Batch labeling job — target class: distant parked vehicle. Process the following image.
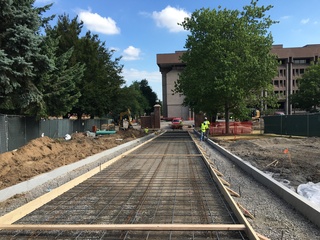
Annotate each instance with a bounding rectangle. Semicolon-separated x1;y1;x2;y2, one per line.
171;118;183;129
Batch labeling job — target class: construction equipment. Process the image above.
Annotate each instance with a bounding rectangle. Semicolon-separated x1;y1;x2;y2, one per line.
119;109;133;129
251;109;260;122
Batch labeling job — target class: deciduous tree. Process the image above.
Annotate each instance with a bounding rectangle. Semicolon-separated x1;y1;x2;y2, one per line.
136;79;158;115
114;83;149;120
291;63;320;112
175;0;278;132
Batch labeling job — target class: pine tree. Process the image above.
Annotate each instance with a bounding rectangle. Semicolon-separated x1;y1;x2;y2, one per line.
37;35;85;117
138;79;158;115
48;15;125;118
0;0;53;114
74;32;125;118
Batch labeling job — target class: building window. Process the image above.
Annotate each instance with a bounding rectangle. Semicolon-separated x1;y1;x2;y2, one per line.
300;69;305;74
294;69;299;76
293;59;307;64
274;80;279;86
279;69;283;76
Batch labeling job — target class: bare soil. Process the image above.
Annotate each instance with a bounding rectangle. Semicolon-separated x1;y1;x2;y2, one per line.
213;134;320;190
0;129;147;190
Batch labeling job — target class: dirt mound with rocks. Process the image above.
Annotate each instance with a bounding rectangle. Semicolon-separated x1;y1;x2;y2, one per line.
215;136;320;189
0;129;146;190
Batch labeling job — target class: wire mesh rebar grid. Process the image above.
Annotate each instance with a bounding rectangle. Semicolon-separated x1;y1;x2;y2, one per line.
1;131;249;240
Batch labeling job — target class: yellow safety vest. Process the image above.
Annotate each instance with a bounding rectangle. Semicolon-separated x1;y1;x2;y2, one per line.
204;120;210;129
201;123;206;132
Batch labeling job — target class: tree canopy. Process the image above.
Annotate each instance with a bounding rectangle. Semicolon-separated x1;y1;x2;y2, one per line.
0;2;158;120
74;32;125;118
112;80;158;121
291;63;320;112
114;83;149;119
36;36;85;117
175;0;278;132
137;79;158;115
0;0;53;115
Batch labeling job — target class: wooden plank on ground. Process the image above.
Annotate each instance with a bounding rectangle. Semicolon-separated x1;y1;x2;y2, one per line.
0;224;246;231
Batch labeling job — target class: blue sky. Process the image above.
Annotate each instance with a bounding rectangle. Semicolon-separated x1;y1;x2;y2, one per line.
34;0;320;101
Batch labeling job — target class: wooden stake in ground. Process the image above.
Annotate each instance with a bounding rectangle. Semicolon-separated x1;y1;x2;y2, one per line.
283;148;292;167
237;202;255;219
266;160;278;167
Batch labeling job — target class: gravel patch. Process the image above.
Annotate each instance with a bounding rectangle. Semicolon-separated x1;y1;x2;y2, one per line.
199;140;320;240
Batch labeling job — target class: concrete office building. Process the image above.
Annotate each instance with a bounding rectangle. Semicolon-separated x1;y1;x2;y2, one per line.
157;44;320;118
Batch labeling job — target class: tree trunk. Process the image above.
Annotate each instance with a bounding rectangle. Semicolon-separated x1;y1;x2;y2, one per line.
77;112;82;120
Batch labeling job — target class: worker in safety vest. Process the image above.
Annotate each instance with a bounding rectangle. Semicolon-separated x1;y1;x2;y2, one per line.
200;121;206;141
204;117;210;138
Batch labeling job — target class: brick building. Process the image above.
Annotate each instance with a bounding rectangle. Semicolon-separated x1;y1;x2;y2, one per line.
157;44;320;119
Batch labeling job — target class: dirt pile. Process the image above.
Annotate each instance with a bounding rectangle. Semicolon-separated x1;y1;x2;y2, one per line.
215;136;320;189
0;129;146;190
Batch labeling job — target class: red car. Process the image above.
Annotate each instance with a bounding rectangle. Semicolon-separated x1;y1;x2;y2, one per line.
171;118;183;129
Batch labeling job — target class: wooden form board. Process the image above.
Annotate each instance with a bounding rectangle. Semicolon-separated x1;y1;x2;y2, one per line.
0;133;161;225
0;224;246;231
127;154;203;157
190;132;260;240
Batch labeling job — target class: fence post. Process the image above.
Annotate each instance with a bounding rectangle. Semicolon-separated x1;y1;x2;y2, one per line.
307;114;309;137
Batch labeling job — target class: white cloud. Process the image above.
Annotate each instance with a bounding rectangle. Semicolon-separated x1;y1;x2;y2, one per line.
152;5;190;33
301;18;310;24
78;9;120;35
122;46;141;61
280;15;290;20
122;68;160;83
122;68;162;99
